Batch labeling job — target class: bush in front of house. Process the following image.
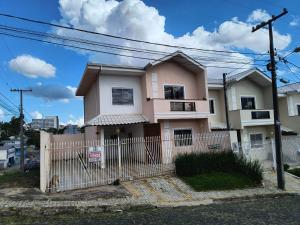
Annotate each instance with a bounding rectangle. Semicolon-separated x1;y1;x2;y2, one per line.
175;151;263;184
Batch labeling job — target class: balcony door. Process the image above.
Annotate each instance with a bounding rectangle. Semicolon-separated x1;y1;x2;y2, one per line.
241;96;256;110
164;85;184;100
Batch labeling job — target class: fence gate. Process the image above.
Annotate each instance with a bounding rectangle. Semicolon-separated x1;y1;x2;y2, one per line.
46;136;172;192
43;131;232;192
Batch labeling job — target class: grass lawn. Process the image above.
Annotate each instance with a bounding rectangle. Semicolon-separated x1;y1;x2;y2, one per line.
287;168;300;177
0;169;40;188
181;171;259;191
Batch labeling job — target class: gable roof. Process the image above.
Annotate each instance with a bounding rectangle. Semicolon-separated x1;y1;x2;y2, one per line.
145;51;206;73
227;68;272;87
76;63;145;96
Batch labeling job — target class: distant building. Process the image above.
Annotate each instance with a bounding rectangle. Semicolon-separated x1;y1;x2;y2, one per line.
0;145;15;169
63;124;80;135
31;116;59;130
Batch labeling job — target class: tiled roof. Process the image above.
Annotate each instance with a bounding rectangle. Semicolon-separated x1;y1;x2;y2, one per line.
208;78;223;85
86;114;149;126
278;83;300;94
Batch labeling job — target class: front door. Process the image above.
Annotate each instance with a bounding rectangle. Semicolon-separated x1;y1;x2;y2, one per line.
143;123;162;163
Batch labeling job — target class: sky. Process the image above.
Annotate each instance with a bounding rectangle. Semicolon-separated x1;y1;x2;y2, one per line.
0;0;299;126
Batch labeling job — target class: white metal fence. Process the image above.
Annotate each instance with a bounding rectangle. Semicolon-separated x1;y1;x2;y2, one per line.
235;136;300;171
44;131;232;192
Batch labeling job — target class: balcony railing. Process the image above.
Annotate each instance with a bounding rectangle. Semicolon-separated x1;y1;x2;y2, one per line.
170;101;196;111
251;110;271;119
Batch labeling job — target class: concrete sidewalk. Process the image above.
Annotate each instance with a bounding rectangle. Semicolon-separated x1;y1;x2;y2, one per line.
0;171;298;215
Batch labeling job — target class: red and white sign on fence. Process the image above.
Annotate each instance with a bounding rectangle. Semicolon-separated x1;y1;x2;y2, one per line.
88;146;103;163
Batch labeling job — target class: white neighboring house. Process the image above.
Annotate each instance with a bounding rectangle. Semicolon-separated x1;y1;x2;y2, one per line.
278;83;300;134
208;68;275;148
0;145;15;169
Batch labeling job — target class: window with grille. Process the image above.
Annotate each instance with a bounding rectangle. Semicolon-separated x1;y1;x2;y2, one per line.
174;129;192;146
250;133;263;148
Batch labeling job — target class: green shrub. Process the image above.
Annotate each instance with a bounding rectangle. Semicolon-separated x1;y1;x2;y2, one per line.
287;168;300;177
175;151;263;183
284;164;290;171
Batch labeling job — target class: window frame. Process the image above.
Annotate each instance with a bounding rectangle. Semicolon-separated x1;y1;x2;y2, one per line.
163;84;185;100
173;128;193;147
111;87;134;105
249;133;264;149
240;95;256;110
209;98;216;115
297;104;300;116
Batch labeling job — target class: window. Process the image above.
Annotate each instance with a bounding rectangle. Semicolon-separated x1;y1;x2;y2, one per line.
209;99;215;114
164;85;184;99
112;88;133;105
241;97;256;109
251;111;270;119
297;105;300;116
250;133;263;148
170;102;196;111
174;129;192;146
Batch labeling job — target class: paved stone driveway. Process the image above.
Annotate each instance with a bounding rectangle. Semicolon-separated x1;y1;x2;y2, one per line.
0;171;298;212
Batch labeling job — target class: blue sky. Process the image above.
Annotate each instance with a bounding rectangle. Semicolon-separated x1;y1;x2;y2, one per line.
0;0;299;125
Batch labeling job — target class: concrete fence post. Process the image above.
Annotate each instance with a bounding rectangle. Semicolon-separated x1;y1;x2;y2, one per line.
40;131;52;192
271;138;277;170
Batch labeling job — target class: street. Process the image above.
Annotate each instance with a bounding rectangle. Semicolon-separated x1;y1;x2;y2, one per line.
1;194;299;225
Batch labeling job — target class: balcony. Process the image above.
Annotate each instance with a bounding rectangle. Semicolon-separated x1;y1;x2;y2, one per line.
170;101;196;111
148;99;210;122
229;109;274;129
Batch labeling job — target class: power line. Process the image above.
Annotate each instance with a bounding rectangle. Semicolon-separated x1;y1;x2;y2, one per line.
0;12;269;56
0;31;267;69
0;24;269;65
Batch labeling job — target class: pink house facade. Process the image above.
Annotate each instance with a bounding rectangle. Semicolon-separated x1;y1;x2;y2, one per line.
76;52;210;143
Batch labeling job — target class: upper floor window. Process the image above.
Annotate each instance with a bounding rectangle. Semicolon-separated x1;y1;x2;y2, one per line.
297;105;300;116
164;85;184;100
209;99;215;114
112;88;133;105
241;96;256;110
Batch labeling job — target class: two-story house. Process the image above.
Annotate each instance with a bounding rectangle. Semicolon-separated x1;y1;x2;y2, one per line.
208;69;275;148
278;83;300;134
76;52;210;147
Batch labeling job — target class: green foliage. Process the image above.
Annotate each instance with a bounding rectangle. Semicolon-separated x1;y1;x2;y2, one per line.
25;129;40;149
0;169;40;188
284;164;290;171
175;151;263;184
182;172;257;191
0;116;21;140
287;168;300;177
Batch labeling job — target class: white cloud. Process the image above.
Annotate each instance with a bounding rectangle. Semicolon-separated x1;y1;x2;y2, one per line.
55;1;291;77
9;55;56;78
30;111;43;119
290;16;299;27
247;9;270;23
65;116;84;126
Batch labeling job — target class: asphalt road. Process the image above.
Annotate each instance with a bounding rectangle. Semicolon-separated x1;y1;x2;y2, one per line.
1;195;300;225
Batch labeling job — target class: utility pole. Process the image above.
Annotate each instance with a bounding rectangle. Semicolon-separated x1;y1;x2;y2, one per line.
223;73;230;130
11;89;32;172
252;8;288;190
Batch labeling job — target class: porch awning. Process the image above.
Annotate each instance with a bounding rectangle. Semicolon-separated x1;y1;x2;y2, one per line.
86;114;149;126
